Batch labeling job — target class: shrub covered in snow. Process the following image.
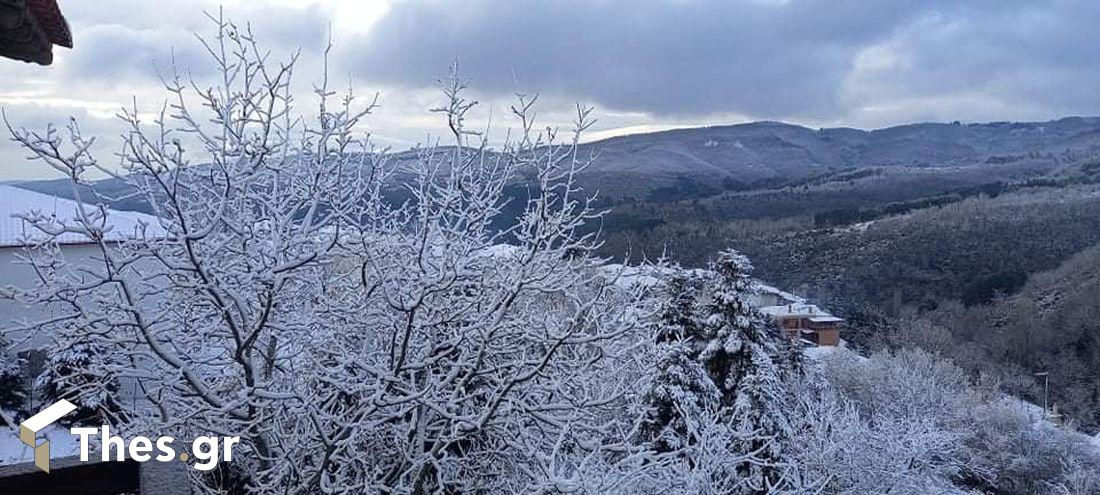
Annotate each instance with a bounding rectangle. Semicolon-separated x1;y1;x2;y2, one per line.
801;348;1100;494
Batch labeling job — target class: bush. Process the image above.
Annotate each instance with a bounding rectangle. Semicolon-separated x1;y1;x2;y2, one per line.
810;348;1100;494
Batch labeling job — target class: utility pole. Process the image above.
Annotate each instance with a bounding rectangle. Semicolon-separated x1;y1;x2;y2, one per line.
1034;371;1049;417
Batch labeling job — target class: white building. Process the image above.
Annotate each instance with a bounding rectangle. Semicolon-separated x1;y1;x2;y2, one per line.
0;184;163;350
749;282;805;308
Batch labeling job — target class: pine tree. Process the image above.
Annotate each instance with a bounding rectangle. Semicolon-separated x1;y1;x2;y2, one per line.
638;271;722;453
35;339;125;426
639;250;799;492
0;333;28;420
706;249;794;492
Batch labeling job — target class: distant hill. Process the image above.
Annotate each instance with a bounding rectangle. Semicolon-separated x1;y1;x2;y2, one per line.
573;116;1100;181
14;116;1100;209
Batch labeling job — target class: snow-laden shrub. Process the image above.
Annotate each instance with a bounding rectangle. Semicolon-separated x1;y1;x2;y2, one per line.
805;348;1100;494
963;402;1100;494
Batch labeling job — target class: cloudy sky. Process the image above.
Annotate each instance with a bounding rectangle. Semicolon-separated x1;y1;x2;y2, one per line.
1;0;1099;180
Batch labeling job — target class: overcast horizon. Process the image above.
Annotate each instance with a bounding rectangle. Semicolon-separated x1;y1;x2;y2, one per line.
2;0;1100;180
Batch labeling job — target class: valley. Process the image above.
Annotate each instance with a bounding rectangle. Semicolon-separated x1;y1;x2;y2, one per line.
13;116;1100;431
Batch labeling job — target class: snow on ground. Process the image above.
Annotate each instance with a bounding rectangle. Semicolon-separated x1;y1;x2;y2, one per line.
990;390;1099;453
842;220;875;233
801;343;866;363
0;184;166;247
0;425;80;466
997;396;1049;424
801;345;839;361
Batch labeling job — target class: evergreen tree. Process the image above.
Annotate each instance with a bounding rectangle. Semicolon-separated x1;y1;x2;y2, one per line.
707;250;794;491
0;333;29;420
35;338;125;426
639;250;799;492
638;271;721;452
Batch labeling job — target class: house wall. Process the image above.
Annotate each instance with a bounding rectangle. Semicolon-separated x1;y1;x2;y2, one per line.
815;329;840;346
0;244;105;351
1;243;166;414
757;293;781;307
773;314;843;347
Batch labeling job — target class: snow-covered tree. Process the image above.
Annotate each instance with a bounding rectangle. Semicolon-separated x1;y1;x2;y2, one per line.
0;332;28;421
5;13;659;493
707;250;796;492
797;348;1100;493
34;336;126;427
638;251;801;492
637;271;721;454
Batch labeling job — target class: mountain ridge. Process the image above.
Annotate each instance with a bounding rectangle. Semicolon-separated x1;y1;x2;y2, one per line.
572;115;1100;181
13;115;1100;210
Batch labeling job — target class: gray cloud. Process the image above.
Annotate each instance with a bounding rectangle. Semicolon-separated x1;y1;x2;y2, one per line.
0;1;336;179
844;2;1100;120
347;0;1096;124
62;23;209;81
6;0;1100;180
60;2;330;83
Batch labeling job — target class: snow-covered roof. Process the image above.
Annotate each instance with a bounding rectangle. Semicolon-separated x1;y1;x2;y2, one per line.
0;185;163;247
752;282;805;304
476;243;522;259
598;264;710;290
759;303;828;317
759;303;845;325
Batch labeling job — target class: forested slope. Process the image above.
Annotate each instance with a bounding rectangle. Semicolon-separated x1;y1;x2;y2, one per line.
874;244;1100;431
